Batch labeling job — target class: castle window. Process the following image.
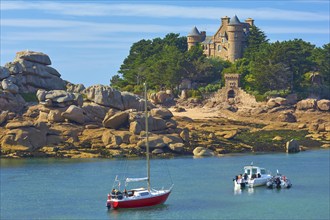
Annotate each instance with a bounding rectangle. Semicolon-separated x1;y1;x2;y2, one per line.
218;45;222;51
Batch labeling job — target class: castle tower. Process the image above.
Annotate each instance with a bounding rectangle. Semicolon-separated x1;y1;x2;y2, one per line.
187;26;202;50
227;15;244;62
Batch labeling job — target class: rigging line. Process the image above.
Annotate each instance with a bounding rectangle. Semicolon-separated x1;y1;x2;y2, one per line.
165;158;173;186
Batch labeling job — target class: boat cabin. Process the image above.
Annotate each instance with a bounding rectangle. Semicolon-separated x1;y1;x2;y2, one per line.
243;165;267;179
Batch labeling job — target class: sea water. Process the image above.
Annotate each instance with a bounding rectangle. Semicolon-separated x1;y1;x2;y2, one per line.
1;149;329;220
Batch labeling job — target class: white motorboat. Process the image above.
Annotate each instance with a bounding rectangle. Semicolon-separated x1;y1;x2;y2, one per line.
234;163;271;189
266;170;292;189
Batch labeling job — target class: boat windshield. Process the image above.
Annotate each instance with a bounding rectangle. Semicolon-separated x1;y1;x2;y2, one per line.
252;168;257;174
260;169;266;174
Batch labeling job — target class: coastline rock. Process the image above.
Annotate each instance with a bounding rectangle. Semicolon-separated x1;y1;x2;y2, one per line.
317;99;330;111
61;105;85;124
121;91;145;111
15;51;51;65
2;78;19;94
0;66;10;80
286;139;300;153
37;89;83;107
169;143;184;152
0;91;26;113
1;122;49;151
150;108;173;119
102;111;129;129
82;102;110;123
278;111;297;123
296;99;316;110
84;85;124;110
193;147;214;156
66;82;85;93
0;111;9;126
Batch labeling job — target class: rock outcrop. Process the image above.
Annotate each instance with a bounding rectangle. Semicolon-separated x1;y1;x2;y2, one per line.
2;51;66;93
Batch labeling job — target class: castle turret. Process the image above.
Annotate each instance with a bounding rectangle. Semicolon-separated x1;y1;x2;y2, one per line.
187;26;202;50
227;15;244;62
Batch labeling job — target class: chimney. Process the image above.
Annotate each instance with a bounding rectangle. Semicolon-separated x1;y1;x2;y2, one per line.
221;16;230;26
245;18;254;26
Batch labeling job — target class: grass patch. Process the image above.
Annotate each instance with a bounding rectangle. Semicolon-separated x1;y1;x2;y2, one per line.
235;129;309;151
20;93;38;102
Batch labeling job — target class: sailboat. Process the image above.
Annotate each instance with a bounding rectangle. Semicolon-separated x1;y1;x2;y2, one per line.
106;83;173;209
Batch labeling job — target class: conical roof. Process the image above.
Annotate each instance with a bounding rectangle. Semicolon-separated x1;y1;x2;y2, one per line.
229;15;241;25
188;26;201;36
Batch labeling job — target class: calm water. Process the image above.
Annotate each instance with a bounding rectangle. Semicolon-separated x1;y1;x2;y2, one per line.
1;149;329;220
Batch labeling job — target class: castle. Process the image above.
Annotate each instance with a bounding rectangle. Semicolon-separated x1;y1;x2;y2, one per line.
187;15;254;62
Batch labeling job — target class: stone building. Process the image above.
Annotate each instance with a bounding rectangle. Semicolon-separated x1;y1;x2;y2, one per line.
187;15;254;62
211;73;257;107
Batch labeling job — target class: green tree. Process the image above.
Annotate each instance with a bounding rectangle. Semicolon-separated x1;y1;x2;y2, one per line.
244;25;269;61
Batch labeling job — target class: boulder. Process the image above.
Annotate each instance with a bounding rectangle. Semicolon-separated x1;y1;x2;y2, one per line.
103;111;128;129
180;128;189;142
150;108;173;119
5;121;34;129
66;82;85;93
274;97;288;106
296;99;316;110
137;135;167;149
152;149;164;154
278;111;297;123
15;50;51;65
169;143;184;152
317;99;330;111
61;105;85;124
128;112;167;132
0;66;10;80
121;91;144;111
102;130;123;146
193;147;214;156
82;102;110;123
37;89;83;107
84;85;124;110
286;139;300;153
149;91;172;104
129;121;142;134
1;122;49;151
48;109;65;122
0;111;9;126
1;78;19;94
267;98;279;108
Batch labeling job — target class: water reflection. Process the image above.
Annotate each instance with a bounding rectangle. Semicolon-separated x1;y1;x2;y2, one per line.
107;204;169;219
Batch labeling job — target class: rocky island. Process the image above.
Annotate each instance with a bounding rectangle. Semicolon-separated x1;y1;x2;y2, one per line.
0;51;329;158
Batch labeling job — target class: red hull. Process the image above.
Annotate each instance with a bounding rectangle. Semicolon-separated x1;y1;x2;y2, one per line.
107;191;171;209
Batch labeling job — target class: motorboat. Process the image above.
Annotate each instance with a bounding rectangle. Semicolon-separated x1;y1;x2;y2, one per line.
234;163;271;189
266;170;292;189
106;83;173;209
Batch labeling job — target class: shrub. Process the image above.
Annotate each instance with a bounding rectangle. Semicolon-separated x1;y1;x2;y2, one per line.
20;93;38;102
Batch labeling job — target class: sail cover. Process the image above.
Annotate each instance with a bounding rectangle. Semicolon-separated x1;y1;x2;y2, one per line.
125;177;148;182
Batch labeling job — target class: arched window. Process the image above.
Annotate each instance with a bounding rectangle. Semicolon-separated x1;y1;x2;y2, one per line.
218;45;222;51
228;90;235;99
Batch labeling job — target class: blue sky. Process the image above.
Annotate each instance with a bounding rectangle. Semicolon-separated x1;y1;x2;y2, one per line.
1;0;329;87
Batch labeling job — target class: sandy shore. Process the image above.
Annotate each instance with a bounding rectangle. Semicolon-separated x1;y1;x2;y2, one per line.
169;107;220;119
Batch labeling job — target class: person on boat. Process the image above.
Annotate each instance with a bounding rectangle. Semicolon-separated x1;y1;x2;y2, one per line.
237;175;242;184
257;173;261;178
123;189;128;197
243;173;248;180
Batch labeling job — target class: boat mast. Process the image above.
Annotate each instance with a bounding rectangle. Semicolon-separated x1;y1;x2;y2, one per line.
144;83;151;192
